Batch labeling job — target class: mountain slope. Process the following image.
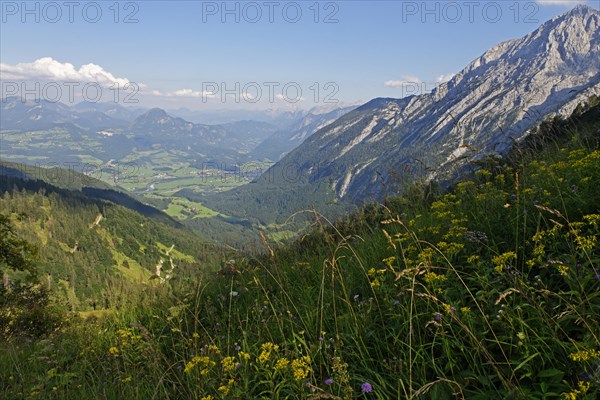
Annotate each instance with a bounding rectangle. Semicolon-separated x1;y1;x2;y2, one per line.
251;106;357;161
0;168;227;310
0;159;179;225
204;5;600;221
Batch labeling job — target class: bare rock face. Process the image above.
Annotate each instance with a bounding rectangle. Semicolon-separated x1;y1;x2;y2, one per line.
267;5;600;202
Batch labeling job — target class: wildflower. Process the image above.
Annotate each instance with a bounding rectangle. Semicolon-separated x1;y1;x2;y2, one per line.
562;380;591;400
493;251;517;273
239;351;251;361
218;385;229;395
275;358;290;371
460;307;471;314
464;231;488;243
370;278;381;289
184;361;195;374
569;349;600;362
325;378;334;385
443;304;455;314
424;272;446;285
467;255;480;264
291;356;311;381
257;342;279;364
122;376;132;383
108;347;119;356
361;382;373;393
222;356;237;373
184;356;215;374
557;264;569;276
200;396;213;400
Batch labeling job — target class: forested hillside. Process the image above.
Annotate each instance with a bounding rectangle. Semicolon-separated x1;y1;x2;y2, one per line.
0;174;229;311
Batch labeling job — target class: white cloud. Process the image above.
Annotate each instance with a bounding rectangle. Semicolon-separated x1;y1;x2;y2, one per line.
147;88;217;98
173;89;215;98
384;73;454;89
384;75;422;88
535;0;586;6
275;93;305;101
0;57;137;87
435;73;455;83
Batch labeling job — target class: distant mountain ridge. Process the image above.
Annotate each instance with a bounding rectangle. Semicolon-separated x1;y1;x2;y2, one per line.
0;97;132;132
0;98;354;165
203;4;600;220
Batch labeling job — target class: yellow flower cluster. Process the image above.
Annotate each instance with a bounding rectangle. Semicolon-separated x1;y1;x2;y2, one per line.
583;213;600;227
116;328;142;345
291;356;311;381
562;381;591;400
217;379;235;395
557;264;569;276
382;256;396;267
367;267;386;277
423;272;446;285
492;251;516;273
184;356;216;374
275;357;290;371
370;279;381;289
221;356;237;373
569;349;600;362
257;342;279;364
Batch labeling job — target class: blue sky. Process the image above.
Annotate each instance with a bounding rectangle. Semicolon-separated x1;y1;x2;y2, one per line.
0;0;594;110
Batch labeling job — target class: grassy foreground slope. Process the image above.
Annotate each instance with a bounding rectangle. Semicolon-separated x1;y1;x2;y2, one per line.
1;100;599;399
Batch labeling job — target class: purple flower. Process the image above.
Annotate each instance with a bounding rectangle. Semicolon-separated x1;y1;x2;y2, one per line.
325;378;334;385
361;382;373;393
319;336;324;341
434;313;441;322
450;306;456;312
